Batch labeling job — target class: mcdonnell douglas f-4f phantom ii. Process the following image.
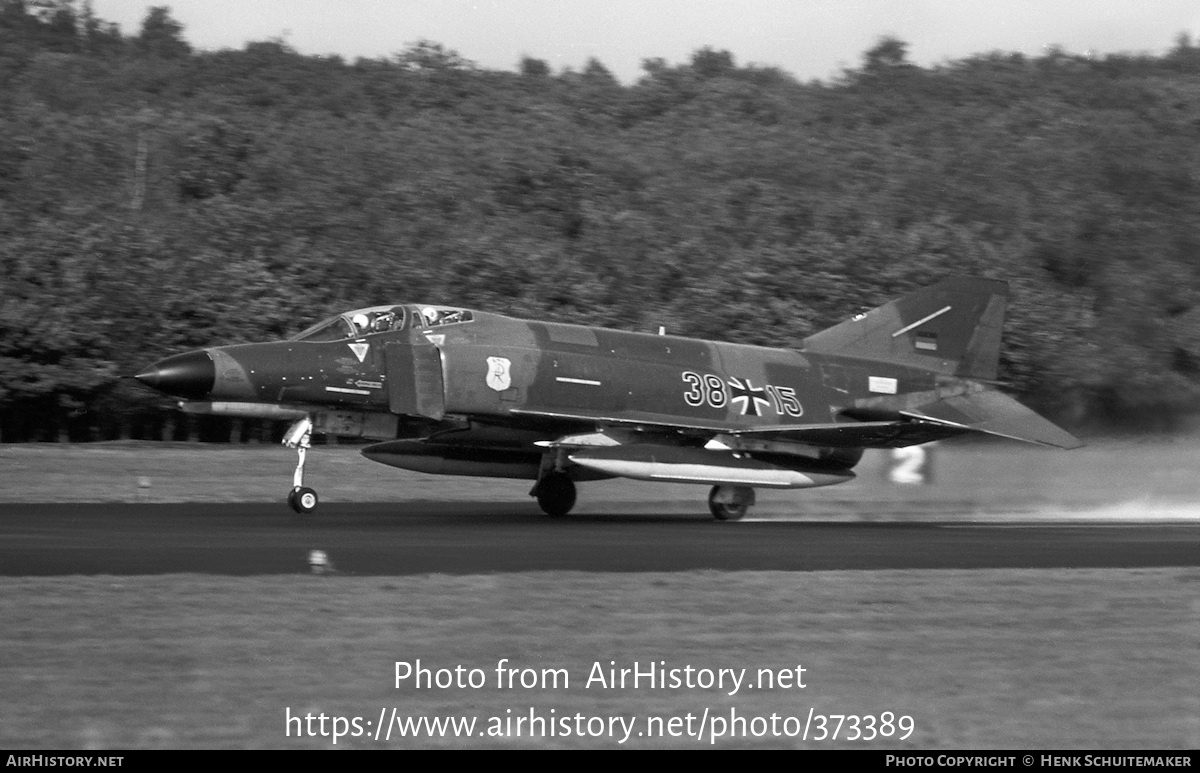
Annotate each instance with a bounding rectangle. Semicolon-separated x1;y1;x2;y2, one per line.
135;277;1081;519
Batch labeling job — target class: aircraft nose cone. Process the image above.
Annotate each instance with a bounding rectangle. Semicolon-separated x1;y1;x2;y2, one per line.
134;350;215;400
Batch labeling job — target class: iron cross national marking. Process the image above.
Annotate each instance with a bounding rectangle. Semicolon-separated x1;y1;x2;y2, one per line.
728;377;771;416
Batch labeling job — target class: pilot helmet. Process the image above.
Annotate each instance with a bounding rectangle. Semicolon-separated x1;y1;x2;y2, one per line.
421;307;439;325
352;313;370;332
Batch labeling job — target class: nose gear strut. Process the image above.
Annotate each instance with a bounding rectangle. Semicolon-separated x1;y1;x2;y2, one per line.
284;416;318;514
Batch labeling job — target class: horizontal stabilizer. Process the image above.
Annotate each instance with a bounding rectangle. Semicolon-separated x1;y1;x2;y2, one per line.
901;389;1083;449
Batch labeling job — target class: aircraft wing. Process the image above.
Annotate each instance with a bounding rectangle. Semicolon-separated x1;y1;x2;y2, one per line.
724;420;964;448
507;408;965;449
509;387;1082;450
508;407;734;435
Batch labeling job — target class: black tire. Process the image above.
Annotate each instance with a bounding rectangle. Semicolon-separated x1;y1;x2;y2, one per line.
289;486;318;514
708;485;748;521
535;473;577;517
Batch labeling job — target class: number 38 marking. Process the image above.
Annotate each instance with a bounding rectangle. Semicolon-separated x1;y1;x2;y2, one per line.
682;372;726;407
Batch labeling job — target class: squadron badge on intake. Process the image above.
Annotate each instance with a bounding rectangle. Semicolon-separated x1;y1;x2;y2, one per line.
486;356;512;392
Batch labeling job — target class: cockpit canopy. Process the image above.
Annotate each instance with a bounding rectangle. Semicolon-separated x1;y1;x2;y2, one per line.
290;304;473;342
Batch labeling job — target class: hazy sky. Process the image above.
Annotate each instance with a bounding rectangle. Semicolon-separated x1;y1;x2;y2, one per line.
89;0;1200;82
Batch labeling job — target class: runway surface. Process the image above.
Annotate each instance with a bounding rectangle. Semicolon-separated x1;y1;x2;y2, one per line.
1;502;1198;575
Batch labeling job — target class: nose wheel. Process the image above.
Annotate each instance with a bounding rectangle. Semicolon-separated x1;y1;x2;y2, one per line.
288;486;319;514
284;417;319;514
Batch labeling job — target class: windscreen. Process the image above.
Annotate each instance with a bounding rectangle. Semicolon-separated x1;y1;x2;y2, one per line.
291;316;354;342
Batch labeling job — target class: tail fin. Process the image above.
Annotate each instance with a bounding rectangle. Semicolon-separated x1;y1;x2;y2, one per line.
805;277;1083;449
802;277;1007;379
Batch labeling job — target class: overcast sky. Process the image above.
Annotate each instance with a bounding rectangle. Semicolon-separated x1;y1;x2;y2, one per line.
89;0;1200;82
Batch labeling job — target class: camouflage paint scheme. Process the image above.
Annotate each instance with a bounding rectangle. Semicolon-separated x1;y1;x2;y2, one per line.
135;277;1081;518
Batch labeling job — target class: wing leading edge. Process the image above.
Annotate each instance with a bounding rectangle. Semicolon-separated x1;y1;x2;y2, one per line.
509;386;1082;451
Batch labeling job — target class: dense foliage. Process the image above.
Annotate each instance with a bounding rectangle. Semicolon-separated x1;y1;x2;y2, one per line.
4;1;1200;440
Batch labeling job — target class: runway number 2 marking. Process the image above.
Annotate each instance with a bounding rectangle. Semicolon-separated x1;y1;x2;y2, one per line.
889;446;929;484
681;371;802;417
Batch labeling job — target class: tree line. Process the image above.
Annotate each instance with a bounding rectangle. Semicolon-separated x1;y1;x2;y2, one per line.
3;1;1200;441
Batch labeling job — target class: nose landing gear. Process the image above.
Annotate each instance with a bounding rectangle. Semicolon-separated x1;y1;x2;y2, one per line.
284;416;319;514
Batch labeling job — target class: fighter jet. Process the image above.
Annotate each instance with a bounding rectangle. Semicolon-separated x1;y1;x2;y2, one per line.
134;277;1081;518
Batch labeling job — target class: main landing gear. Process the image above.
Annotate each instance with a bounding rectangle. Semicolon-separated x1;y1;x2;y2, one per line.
708;485;754;521
532;471;576;517
531;448;577;517
284;416;319;514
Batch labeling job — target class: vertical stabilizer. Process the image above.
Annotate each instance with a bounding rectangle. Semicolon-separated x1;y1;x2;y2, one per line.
801;277;1008;379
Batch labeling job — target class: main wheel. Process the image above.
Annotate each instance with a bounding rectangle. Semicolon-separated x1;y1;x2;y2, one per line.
535;473;577;517
708;485;751;521
288;486;319;514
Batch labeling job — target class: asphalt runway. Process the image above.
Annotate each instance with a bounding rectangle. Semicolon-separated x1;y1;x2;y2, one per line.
1;502;1198;575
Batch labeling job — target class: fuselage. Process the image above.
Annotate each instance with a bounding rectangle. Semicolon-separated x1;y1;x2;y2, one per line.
136;302;942;444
